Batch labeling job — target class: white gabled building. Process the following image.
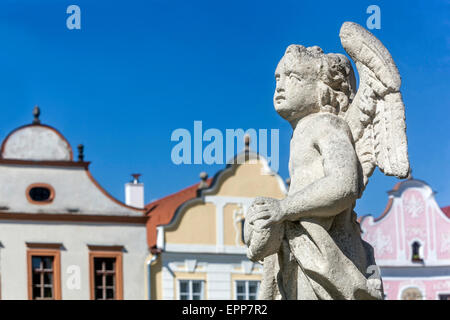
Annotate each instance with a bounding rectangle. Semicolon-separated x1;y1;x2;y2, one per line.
0;107;149;300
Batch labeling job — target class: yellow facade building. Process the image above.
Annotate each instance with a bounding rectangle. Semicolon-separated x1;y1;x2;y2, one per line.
145;146;287;300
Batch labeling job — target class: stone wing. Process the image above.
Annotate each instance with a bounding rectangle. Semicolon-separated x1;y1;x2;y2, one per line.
339;22;409;194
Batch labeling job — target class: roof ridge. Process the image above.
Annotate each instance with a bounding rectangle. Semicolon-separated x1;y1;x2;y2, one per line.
145;177;212;208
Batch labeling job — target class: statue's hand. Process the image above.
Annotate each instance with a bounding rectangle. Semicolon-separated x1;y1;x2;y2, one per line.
247;197;284;229
244;196;285;262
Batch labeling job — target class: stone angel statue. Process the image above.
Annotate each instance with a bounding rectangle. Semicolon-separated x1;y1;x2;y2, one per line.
244;22;409;300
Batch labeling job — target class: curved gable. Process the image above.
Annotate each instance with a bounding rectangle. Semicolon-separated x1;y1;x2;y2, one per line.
212;160;286;199
165;202;216;245
0;164;145;217
360;179;450;266
156;152;287;253
1;124;73;161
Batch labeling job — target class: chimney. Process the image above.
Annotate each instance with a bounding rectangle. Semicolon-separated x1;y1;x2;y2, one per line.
125;174;144;208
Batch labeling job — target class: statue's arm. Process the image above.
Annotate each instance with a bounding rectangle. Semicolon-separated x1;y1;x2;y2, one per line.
281;116;359;221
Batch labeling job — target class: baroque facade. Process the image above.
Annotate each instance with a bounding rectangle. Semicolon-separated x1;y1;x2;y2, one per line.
360;178;450;300
145;146;287;300
2;110;448;301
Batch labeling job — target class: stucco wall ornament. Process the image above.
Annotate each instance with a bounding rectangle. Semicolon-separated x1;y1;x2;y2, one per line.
244;22;410;300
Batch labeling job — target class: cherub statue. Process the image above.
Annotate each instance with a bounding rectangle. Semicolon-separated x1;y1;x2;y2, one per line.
244;22;409;300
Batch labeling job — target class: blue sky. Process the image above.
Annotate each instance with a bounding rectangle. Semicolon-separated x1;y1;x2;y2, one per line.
0;0;448;217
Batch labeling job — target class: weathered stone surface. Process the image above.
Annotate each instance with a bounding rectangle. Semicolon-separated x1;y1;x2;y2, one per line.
244;21;410;300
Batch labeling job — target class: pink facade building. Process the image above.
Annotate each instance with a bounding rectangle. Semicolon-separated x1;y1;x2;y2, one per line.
360;178;450;300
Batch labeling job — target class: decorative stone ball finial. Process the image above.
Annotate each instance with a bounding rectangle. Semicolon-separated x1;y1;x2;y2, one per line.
32;106;41;124
198;172;208;189
77;144;84;162
131;174;141;184
244;134;250;151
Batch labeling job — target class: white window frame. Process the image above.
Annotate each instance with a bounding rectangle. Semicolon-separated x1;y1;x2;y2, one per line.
234;280;260;300
178;279;204;300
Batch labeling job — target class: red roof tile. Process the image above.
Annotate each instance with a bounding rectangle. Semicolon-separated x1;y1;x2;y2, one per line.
442;206;450;218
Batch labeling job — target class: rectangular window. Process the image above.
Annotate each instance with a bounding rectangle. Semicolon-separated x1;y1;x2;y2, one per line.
439;294;450;300
31;256;54;299
178;280;204;300
88;246;123;300
93;257;116;300
235;280;259;300
26;245;61;300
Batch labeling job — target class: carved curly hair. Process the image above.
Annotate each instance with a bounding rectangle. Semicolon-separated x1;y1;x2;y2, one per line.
284;45;356;115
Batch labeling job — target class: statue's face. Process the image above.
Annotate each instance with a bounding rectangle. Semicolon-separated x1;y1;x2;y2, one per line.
273;53;319;122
